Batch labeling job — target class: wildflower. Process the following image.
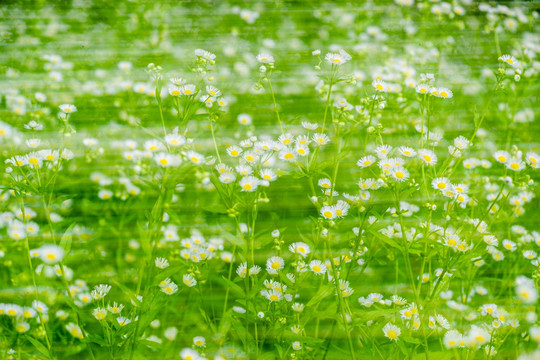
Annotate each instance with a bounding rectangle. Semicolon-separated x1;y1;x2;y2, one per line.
169;86;182;96
383;323;401;341
116;317;132;326
238;113;252;125
181;84;196;95
193;336;206;347
260;168;277;182
266;256;285;274
309;260;327;275
391;166;409;181
279;148;296;162
164;327;178;341
180;348;200;360
416;84;430;94
14;322;30;333
325;50;351;65
22;307;36;319
239;9;259;24
35;92;46;102
257;53;274;64
289;242;310;258
506;158;525;171
443;330;463;348
219;172;236;184
357;155;376;168
154;152;181;167
278;133;294;146
107;302;124;314
371;79;388;92
226;145;242;158
206;85;221;97
499;54;518;67
399;146;416;157
32;301;48;314
292;341;302;350
236;262;248;278
160;279;178;295
320;206;337;220
467;325;490;347
516;276;538;304
432;177;450;191
38;245;64;264
492;151;509;165
98;189;113;200
438;88;453;99
249;265;261;276
164;134;186;147
318;178;332;189
418;149;437;166
239;176;260;192
155;257;170;269
92;307;107;320
184;151;204;165
183;274;197;287
375;144;392;159
295;143;310;156
261;289;283;302
59;104;77;113
525;151;539;168
66;323;84;339
221;252;234;263
312;133;330;145
302;121;318;130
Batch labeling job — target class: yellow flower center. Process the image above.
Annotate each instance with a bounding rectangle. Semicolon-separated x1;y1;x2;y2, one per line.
16;325;27;332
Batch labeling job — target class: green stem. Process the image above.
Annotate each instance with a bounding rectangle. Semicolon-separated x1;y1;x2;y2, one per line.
267;74;284;134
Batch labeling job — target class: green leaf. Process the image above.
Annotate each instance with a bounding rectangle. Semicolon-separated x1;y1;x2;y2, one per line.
59;223;76;255
401;336;422;345
306;284;334;308
84;334;109;347
219;276;246;298
26;336;51;358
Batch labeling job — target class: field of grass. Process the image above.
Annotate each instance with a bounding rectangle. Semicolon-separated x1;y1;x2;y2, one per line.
0;0;539;359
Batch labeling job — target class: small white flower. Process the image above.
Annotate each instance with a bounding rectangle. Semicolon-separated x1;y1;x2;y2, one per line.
59;104;77;113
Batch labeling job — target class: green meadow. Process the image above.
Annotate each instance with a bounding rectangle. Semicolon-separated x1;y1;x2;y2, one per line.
0;1;539;359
